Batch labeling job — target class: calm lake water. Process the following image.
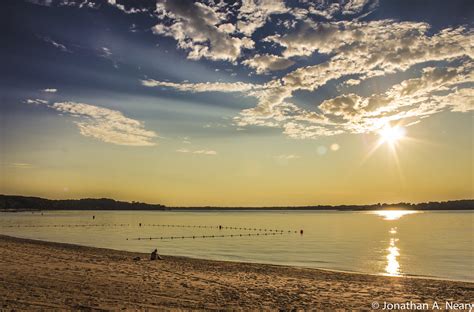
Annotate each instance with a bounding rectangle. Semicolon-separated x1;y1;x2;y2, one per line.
0;210;472;282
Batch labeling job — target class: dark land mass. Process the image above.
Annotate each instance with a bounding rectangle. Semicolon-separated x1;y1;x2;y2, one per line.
1;195;473;211
0;195;165;212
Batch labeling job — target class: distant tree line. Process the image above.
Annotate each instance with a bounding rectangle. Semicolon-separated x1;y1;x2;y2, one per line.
0;195;166;211
0;195;472;211
172;200;474;211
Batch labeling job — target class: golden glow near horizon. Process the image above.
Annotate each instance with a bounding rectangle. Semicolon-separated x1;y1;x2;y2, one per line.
2;116;472;206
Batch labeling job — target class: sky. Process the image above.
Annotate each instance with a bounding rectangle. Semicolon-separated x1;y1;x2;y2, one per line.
1;0;473;206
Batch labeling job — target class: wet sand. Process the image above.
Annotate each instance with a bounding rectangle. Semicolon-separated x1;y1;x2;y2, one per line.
0;235;472;311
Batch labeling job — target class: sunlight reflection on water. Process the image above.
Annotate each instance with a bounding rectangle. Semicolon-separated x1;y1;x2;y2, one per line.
371;210;421;276
385;226;400;276
374;210;420;220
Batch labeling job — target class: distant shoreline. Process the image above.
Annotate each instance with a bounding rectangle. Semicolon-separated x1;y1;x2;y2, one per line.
2;208;474;213
1;195;473;211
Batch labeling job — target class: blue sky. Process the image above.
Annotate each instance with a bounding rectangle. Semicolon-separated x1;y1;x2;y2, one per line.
1;0;473;205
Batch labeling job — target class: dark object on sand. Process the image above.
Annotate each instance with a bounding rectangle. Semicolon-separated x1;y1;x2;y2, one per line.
133;256;140;261
150;249;163;260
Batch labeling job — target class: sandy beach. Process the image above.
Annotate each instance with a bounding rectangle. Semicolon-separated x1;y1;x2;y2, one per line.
0;235;472;311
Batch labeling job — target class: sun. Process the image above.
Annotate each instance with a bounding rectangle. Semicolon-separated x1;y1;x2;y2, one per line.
378;124;406;146
360;123;409;175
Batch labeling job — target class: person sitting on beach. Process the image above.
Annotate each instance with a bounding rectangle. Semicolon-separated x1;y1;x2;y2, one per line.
150;249;163;260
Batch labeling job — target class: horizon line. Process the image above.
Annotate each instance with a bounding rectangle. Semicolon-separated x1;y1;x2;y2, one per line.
1;194;473;209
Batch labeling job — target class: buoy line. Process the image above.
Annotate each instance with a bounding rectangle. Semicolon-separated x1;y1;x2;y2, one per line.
0;223;300;234
130;231;294;241
0;224;130;228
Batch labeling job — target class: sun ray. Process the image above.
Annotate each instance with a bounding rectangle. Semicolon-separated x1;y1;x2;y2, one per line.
378;124;406;146
358;122;408;182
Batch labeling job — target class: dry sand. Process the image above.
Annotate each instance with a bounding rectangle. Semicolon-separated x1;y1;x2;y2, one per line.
0;235;472;311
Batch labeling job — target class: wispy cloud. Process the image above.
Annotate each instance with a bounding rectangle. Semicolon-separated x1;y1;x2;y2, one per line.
242;54;295;74
34;101;158;146
52;101;157;146
28;0;99;9
26;0;53;7
107;0;148;14
27;99;49;105
6;163;35;169
141;79;260;93
43;37;70;52
176;148;217;156
274;154;300;160
42;88;57;93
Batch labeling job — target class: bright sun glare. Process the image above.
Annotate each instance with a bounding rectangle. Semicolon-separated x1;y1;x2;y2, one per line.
378;125;406;145
375;210;419;220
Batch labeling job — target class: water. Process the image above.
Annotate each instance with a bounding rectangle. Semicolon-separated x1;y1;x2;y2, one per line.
0;210;472;282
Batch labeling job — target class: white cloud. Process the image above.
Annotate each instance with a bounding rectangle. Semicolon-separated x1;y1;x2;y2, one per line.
440;88;474;113
153;1;254;62
237;0;288;36
265;20;347;57
106;0;147;14
314;64;474;134
274;154;300;160
176;148;190;153
297;0;379;20
42;88;57;93
242;54;295;74
43;37;70;52
341;0;377;15
141;79;260;93
7;163;34;169
193;149;217;155
345;79;361;86
176;148;217;155
101;47;112;57
218;23;236;34
26;0;53;6
58;0;99;9
47;101;158;146
27;99;49;105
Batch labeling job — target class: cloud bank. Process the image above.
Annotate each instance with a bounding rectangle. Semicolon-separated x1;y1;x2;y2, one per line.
52;102;158;146
145;16;473;139
30;0;473;140
29;100;158;146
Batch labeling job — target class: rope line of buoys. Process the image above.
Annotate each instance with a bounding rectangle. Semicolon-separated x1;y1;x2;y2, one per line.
0;224;131;228
138;224;296;233
1;223;301;234
131;231;293;241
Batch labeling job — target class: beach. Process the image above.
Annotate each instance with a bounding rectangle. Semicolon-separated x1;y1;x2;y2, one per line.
0;235;472;311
